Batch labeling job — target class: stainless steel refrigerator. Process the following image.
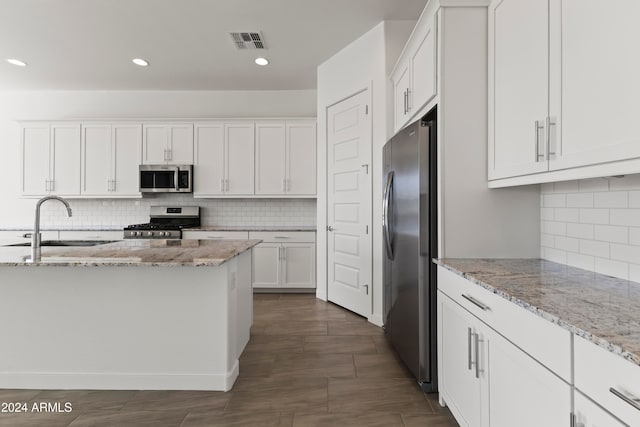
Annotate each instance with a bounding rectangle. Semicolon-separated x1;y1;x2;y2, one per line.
383;110;437;392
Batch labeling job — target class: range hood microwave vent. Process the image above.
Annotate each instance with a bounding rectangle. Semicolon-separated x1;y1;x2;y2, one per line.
230;32;266;49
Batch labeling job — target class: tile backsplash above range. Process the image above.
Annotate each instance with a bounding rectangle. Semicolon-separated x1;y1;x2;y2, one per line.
28;195;317;230
541;174;640;282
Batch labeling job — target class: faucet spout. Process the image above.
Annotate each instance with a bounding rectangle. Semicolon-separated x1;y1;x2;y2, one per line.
31;196;73;262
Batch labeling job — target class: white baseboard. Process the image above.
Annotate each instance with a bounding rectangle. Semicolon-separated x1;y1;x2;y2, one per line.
368;313;384;327
0;360;240;391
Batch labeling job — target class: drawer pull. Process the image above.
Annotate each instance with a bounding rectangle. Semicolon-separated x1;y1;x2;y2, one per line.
468;327;473;370
462;294;491;311
273;236;290;239
207;236;224;239
610;387;640;411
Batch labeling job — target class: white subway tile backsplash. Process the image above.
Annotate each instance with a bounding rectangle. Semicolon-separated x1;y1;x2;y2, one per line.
540;233;555;248
541;207;555;221
594;225;629;244
608;174;640;190
555;208;579;223
540;183;555;193
610;209;640;227
566;192;594;208
594;191;628;208
37;196;317;229
630;264;640;283
579;239;610;258
554;180;580;193
566;223;594;239
578;178;609;192
542;174;640;283
555;236;579;252
543;194;566;208
594;258;629;280
610;243;640;264
542;221;566;236
543;247;567;264
579;208;609;224
566;252;595;271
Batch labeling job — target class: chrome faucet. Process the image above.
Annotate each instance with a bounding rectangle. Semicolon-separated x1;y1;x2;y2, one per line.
31;196;72;262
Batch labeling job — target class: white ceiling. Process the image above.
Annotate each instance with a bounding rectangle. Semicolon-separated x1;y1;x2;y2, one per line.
0;0;428;91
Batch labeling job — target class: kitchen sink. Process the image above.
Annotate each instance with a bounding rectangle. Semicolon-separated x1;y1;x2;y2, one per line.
4;240;119;247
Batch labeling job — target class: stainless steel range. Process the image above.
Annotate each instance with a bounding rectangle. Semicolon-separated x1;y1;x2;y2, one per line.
124;206;201;239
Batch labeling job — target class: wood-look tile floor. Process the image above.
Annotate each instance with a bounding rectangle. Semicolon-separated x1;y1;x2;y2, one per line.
0;294;458;427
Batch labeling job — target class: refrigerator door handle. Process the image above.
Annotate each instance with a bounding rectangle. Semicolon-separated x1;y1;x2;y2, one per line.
382;170;395;260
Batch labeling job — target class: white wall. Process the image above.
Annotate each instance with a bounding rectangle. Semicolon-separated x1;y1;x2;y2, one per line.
316;21;415;325
438;7;540;258
0;90;316;227
541;175;640;282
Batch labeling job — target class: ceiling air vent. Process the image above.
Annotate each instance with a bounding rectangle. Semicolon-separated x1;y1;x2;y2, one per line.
230;32;266;49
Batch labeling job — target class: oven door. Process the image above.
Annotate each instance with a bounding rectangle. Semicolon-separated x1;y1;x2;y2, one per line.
139;165;193;193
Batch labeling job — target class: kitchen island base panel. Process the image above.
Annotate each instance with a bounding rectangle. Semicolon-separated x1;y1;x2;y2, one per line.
0;251;252;391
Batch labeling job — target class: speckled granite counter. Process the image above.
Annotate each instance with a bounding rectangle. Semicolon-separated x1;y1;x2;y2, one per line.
0;239;260;267
189;226;316;232
435;258;640;366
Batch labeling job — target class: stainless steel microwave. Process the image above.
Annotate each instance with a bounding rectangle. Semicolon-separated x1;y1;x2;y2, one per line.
139;165;193;193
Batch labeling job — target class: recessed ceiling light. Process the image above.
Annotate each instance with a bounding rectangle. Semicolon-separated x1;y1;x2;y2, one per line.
132;58;149;67
7;58;27;67
254;57;269;66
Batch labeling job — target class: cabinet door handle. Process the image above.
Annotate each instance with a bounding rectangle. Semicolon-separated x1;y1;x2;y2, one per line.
475;333;482;379
610;387;640;411
225;179;229;192
49;180;55;192
535;120;545;162
283;179;286;192
462;294;491;311
406;89;411;112
467;327;473;370
546;116;557;160
403;90;408;115
220;179;225;192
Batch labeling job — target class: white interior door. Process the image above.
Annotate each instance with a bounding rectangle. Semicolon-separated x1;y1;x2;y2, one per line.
327;89;372;318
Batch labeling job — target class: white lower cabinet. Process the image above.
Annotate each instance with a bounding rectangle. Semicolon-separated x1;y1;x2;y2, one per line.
440;293;485;427
249;232;315;290
574;335;640;427
574;391;626;427
438;266;571;427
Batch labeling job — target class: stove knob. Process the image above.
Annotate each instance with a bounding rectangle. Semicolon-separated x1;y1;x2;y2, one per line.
129;231;135;237
159;232;166;237
134;232;142;237
147;231;154;237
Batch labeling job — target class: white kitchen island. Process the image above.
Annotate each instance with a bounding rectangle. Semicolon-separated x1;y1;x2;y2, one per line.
0;239;258;391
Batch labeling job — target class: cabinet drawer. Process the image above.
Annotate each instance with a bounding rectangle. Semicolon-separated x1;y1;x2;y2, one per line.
182;231;249;240
58;230;123;241
575;336;640;426
437;266;571;381
248;231;315;243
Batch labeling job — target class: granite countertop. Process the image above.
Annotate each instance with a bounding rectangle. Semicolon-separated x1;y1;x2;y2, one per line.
188;226;317;232
435;258;640;366
0;239;260;267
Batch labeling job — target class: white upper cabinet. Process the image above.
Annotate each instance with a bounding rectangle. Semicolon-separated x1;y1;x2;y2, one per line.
488;0;549;180
549;0;640;171
255;122;286;194
81;123;141;197
194;122;254;196
21;123;81;197
142;123;193;165
489;0;640;186
194;122;226;196
225;123;255;195
255;120;316;195
21;124;51;196
286;122;316;195
391;2;437;133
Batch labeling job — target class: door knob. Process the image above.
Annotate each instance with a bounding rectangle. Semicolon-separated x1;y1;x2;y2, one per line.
326;226;334;231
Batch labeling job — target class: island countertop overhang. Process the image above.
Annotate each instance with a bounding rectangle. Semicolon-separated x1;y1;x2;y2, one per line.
0;239;261;267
